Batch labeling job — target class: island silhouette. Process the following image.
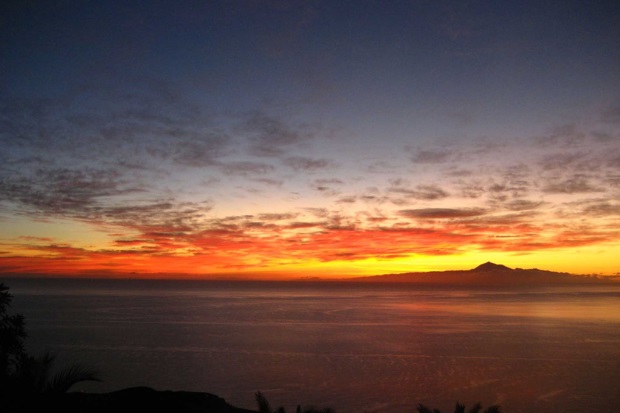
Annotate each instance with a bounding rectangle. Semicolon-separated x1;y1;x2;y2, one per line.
350;262;612;286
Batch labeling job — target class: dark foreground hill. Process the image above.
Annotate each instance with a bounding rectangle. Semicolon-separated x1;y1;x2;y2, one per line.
7;387;257;413
353;261;613;286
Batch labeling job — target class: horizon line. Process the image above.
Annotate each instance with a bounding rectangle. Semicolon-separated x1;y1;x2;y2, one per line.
2;261;618;281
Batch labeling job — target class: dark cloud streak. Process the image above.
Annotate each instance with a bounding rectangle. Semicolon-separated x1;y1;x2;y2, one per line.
399;208;487;219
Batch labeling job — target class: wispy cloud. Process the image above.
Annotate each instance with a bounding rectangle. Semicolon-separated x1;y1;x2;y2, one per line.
407;148;455;164
283;156;333;171
0;167;139;215
503;199;543;211
583;202;620;216
388;184;449;201
336;195;357;204
166;133;230;167
399;208;487;219
218;161;276;176
542;176;604;194
0;164;213;241
240;112;315;158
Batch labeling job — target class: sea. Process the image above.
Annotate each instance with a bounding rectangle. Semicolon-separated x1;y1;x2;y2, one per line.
5;278;620;413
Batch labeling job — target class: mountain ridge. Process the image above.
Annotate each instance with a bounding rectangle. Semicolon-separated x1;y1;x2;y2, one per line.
352;262;613;286
472;261;512;272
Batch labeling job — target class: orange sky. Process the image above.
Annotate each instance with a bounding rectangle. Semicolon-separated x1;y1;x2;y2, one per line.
2;216;619;278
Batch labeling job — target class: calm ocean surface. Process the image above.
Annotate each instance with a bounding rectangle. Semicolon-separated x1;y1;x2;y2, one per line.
6;278;620;413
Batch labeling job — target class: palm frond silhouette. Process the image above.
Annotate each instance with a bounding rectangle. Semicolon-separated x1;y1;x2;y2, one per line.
16;349;101;394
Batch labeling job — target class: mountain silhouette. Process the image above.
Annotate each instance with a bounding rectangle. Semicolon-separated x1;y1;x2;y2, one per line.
472;262;511;272
352;262;611;286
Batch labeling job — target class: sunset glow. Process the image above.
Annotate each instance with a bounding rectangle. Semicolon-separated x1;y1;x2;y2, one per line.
1;1;619;279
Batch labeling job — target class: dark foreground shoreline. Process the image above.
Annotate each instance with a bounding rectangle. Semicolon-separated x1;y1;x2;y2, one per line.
7;387;257;413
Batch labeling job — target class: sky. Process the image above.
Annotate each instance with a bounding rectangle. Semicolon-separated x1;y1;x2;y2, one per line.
1;0;619;279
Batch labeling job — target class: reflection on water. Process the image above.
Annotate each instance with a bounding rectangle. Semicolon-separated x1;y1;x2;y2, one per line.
393;291;620;322
7;279;620;413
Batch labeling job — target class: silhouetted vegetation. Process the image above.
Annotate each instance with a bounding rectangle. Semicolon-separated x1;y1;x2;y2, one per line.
256;392;502;413
1;283;28;412
417;402;501;413
256;391;335;413
1;283;100;411
1;283;28;393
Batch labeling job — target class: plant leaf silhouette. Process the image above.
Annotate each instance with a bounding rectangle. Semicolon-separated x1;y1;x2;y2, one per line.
46;362;101;393
15;350;100;394
416;404;434;413
468;402;482;413
0;283;27;386
256;391;274;413
1;282;101;410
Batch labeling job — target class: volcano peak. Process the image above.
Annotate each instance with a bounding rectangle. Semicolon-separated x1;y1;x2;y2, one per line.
473;262;512;272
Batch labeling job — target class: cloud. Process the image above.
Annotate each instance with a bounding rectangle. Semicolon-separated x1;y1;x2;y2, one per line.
539;151;591;171
285;221;324;230
364;160;401;173
535;124;582;147
389;184;449;201
248;178;282;187
582;202;620;216
0;164;214;241
542;177;603;194
336;195;357;204
606;151;620;169
113;239;152;246
399;208;487;219
408;148;454;164
483;165;532;200
310;178;343;196
314;178;343;186
257;213;299;221
503;199;543;211
97;200;213;232
0;78;247;223
360;195;384;203
454;211;539;228
167;133;230;167
3;196;617;274
0;167;138;215
283;156;333;171
218;161;276;176
357;189;388;204
278;226;480;261
239;112;314;157
302;207;329;218
487;181;530;200
455;180;485;198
